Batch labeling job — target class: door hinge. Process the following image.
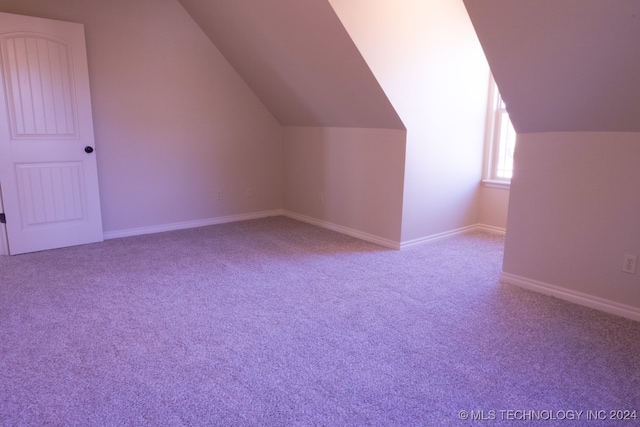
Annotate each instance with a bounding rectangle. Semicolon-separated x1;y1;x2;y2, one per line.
0;213;5;224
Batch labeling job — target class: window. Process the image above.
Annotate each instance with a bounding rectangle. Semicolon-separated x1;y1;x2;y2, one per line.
483;76;516;187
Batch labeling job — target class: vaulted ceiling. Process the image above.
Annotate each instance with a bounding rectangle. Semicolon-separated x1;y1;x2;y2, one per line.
177;0;404;129
464;0;640;133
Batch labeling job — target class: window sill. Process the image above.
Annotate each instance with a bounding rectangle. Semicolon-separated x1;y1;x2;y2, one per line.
482;179;511;190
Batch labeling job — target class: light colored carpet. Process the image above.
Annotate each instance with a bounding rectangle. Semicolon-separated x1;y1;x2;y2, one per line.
1;216;638;426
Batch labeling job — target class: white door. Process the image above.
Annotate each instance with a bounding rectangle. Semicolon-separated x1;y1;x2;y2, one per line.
0;12;103;255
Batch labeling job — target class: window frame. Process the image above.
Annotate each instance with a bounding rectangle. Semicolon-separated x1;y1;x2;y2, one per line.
482;75;515;189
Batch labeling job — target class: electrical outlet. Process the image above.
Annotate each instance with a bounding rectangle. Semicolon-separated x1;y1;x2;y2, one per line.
246;187;253;197
216;190;223;200
622;254;637;274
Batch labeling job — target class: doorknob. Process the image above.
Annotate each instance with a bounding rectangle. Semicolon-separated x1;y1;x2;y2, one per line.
84;146;94;153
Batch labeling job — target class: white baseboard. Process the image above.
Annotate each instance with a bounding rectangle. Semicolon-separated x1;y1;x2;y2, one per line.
281;214;507;250
400;225;478;249
500;272;640;322
103;209;284;240
282;210;401;249
475;224;507;235
399;223;505;249
103;213;506;253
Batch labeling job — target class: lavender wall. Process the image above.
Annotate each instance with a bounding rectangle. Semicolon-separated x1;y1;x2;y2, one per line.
0;0;506;249
329;0;492;244
464;0;640;134
282;127;406;246
176;0;404;130
0;0;283;235
478;186;510;230
504;132;640;316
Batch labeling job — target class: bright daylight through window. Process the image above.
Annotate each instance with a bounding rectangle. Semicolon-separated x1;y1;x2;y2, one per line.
484;76;516;185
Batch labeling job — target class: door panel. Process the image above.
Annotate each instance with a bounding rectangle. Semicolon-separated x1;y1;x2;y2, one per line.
3;35;77;138
0;12;103;255
16;162;85;227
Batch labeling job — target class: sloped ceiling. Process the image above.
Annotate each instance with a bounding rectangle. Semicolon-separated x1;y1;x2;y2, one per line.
177;0;404;129
464;0;640;133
